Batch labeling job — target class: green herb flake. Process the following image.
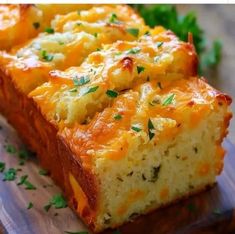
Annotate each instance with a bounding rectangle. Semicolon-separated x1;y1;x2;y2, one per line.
24;180;36;190
156;42;164;48
27;202;33;210
17;175;36;190
33;22;40;30
41;50;54;62
109;13;118;23
18;149;30;160
69;88;77;93
5;144;17;154
162;93;175;106
45;27;54;34
81;86;99;96
131;125;142;132
76;22;82;26
127;47;141;55
73;76;90;86
44;194;67;212
3;168;17;181
64;231;89;234
39;169;49;176
148;118;155;140
114;114;122;120
137;66;145;74
19;159;25;166
94;32;98;38
17;175;28;186
106;90;118;98
0;162;5;173
126;28;139;37
144;31;150;36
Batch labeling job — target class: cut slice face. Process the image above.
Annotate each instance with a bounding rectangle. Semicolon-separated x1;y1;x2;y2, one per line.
29;29;197;127
0;5;148;94
58;76;232;231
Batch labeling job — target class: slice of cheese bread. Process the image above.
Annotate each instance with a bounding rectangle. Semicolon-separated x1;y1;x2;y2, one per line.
0;4;232;233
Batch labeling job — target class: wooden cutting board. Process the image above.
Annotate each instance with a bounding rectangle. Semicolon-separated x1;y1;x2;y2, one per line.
0;114;235;234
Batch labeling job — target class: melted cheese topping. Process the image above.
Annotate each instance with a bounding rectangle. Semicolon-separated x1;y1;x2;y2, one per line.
58;77;230;166
0;4;91;50
0;5;148;94
29;29;197;125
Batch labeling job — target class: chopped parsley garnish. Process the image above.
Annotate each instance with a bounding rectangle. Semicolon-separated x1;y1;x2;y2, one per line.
76;22;82;26
69;88;78;93
131;125;142;132
24;180;36;190
27;202;33;210
41;50;54;62
144;31;150;35
65;231;89;234
156;42;164;48
44;194;67;212
18;149;30;166
33;22;40;29
17;175;36;190
81;86;99;96
109;13;118;23
5;144;17;154
157;82;163;89
39;169;49;176
114;114;122;120
127;47;141;55
3;168;17;181
73;76;90;86
106;90;118;98
18;149;30;160
45;27;54;34
17;175;28;185
96;48;101;51
148;118;155;140
126;28;139;37
0;161;5;172
162;93;175;106
94;32;98;38
137;66;145;74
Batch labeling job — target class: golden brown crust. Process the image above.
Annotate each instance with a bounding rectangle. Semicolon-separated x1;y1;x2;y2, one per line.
0;69;65;188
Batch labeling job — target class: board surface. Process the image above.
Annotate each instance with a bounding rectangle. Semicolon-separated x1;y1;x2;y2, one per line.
0;114;235;234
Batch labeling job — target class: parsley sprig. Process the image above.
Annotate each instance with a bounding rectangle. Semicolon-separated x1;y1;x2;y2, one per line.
44;194;67;212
